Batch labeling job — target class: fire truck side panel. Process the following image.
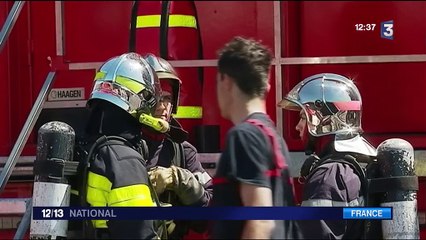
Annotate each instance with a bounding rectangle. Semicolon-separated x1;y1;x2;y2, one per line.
9;2;36;156
297;1;426;57
0;2;12;156
195;1;275;148
195;1;274;58
282;64;426;153
281;1;426;152
62;1;132;63
280;3;426;237
25;1;57;156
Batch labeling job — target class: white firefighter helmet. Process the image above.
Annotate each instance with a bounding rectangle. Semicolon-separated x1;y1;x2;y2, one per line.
87;52;161;118
279;73;363;137
143;54;182;114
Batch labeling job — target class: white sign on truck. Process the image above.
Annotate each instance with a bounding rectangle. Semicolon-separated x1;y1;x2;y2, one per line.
48;88;85;101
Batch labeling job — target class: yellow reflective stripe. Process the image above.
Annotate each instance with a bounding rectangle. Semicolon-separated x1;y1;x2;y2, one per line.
173;106;202;119
110;198;156;207
136;14;197;28
87;171;112;192
108;184;156;207
87;172;111;229
86;171;111;206
115;76;145;93
93;220;108;229
94;71;144;93
94;71;106;81
71;189;79;196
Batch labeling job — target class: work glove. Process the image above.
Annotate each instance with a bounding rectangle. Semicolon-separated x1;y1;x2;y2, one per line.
148;166;176;195
148;166;205;205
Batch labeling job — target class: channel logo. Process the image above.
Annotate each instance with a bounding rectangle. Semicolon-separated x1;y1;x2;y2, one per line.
381;20;394;40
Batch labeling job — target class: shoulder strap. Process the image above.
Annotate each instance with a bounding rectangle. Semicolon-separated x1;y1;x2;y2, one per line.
325;154;367;197
307;153;368;202
245;118;297;207
96;136;134;150
245;119;287;174
310;154;369;239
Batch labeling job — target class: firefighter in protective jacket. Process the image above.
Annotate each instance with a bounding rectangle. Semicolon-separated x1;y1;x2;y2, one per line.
82;52;164;239
278;73;377;239
142;54;213;239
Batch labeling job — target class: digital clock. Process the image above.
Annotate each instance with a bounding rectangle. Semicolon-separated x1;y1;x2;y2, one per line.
355;24;376;31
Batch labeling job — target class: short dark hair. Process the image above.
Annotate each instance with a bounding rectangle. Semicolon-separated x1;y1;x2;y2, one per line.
217;36;272;98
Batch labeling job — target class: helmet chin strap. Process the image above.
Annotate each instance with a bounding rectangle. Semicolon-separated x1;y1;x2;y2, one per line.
299;133;318;184
304;134;316;156
300;133;336;183
301;126;315;156
165;104;174;123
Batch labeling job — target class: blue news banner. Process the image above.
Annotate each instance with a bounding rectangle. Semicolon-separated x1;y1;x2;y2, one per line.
33;207;392;220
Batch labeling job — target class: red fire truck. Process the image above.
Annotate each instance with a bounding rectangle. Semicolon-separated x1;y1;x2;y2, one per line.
0;1;425;238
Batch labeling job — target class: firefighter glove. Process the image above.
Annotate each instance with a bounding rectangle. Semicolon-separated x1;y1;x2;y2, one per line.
148;166;176;195
170;166;205;205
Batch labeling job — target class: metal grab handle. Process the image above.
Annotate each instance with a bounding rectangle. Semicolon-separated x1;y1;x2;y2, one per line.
0;71;57;193
0;1;26;53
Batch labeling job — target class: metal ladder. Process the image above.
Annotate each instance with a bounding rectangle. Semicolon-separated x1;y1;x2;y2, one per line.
0;1;57;239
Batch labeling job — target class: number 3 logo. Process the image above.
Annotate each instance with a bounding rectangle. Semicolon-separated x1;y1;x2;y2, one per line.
381;20;394;40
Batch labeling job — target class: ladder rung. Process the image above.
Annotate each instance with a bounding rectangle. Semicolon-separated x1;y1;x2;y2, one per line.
0;198;28;215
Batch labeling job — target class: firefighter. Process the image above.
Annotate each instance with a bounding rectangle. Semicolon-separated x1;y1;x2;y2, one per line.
142;54;213;239
278;73;377;239
82;52;164;239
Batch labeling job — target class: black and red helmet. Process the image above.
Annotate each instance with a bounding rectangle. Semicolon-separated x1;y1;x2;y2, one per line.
143;54;182;114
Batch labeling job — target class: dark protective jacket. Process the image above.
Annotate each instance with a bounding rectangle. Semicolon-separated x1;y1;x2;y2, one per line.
76;100;160;239
86;137;158;239
299;142;366;239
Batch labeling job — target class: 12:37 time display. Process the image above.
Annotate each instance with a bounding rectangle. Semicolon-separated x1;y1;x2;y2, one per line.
355;24;376;31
